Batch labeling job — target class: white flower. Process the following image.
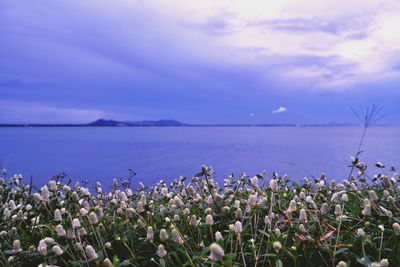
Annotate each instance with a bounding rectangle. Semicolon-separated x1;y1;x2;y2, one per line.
189;215;198;227
299;209;307;223
234;221;242;234
209;243;225;261
160;229;169;242
334;204;342;219
247;193;258;207
356;228;365;237
341;194;348;202
38;239;48;256
380;258;389;267
337;261;347;267
52;245;63;256
183;208;190;215
393;222;400;235
48;181;57;191
215;231;223;241
12;240;22;253
205;214;214;226
44;237;55;245
156;244;167;258
55;224;66;237
136;202;144;213
80;208;89;216
54;209;62;221
288;200;297;212
88;212;99;225
147;226;154;241
72;218;81;229
369;190;378;202
378;225;385;232
273;241;282;253
362;204;372;216
103;258;113;267
41;186;50;201
270;179;278;192
8;200;16;210
250;176;259;187
274;228;281;236
320;203;329;216
171;229;184;245
85;245;98;260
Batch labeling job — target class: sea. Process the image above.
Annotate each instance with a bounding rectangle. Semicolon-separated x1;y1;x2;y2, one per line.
0;126;399;187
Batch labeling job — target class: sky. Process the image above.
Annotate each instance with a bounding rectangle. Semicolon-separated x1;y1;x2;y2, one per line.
0;0;400;124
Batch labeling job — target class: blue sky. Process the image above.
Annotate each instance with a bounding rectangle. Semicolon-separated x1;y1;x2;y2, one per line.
0;0;400;124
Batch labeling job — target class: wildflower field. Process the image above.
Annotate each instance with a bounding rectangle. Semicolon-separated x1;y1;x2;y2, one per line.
0;163;399;267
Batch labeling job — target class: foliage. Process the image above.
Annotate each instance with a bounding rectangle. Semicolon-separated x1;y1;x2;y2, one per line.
0;163;399;267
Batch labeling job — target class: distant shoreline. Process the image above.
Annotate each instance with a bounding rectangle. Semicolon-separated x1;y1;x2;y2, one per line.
0;123;398;127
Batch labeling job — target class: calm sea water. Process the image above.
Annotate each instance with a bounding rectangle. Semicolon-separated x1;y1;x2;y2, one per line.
0;126;399;187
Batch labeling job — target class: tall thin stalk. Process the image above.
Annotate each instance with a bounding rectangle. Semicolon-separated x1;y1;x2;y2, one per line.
348;105;386;179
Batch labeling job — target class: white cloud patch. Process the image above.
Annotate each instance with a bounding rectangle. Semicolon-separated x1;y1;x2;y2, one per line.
272;107;287;114
164;0;400;90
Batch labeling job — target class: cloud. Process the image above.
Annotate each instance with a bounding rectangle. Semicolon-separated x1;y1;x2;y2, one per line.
272;107;287;114
0;0;400;123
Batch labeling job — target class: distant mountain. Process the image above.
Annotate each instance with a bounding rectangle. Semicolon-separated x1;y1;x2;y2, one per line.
88;119;185;126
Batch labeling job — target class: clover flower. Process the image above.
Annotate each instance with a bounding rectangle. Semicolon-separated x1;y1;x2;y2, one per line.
156;244;167;258
72;218;81;229
54;209;62;221
55;224;66;237
88;212;99;225
356;228;365;237
369;190;378;202
80;208;89;216
189;215;198;227
12;240;22;253
147;226;154;241
273;241;282;253
215;231;222;241
247;193;257;207
209;243;225;261
103;258;113;267
171;229;184;245
288;199;297;212
160;229;169;242
270;179;278;192
334;204;342;219
52;245;63;256
37;239;48;256
206;214;214;226
48;180;57;191
234;221;242;234
41;186;50;202
299;209;307;223
362;204;372;216
85;245;98;260
380;259;389;267
250;176;259;187
393;222;400;235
